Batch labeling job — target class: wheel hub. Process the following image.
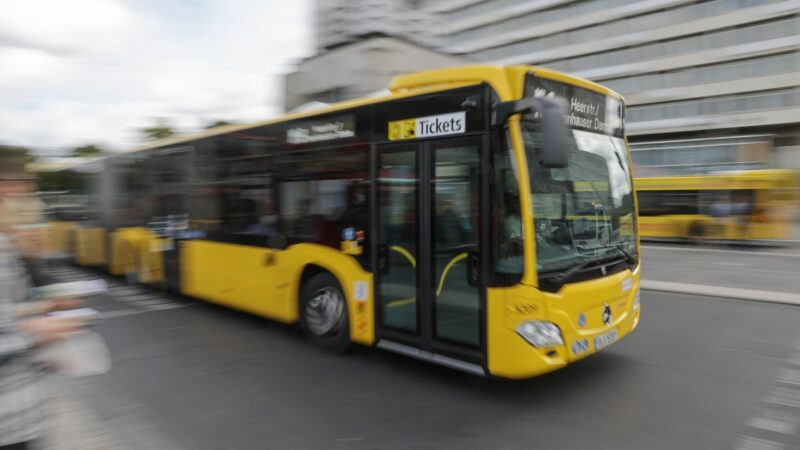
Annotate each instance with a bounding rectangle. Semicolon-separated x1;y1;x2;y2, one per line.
306;287;344;336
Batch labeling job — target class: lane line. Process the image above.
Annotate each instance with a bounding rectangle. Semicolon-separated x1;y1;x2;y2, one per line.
733;436;785;450
777;368;800;386
97;304;193;319
746;409;799;435
763;387;800;408
641;280;800;306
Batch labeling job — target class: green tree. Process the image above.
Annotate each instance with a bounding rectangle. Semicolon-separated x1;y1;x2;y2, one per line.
0;145;36;165
141;119;175;141
205;120;234;130
71;144;104;158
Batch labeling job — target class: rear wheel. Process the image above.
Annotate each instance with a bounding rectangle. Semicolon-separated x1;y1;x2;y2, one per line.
300;272;351;352
688;221;706;245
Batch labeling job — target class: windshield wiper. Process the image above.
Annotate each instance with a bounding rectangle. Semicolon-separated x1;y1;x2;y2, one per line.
540;257;594;290
599;242;637;265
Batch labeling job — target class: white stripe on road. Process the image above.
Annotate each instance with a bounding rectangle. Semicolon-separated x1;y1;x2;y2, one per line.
733;436;784;450
642;280;800;306
746;409;799;435
98;304;192;319
777;368;800;386
763;387;800;408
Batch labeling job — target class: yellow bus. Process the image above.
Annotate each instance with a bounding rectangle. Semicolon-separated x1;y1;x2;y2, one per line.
50;65;641;378
636;170;798;243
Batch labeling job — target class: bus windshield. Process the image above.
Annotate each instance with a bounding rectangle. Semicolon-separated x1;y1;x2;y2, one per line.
522;77;637;277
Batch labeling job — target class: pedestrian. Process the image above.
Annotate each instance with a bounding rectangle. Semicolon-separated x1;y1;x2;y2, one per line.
1;155;85;450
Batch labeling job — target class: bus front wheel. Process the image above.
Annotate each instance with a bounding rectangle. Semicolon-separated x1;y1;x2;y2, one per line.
300;272;351;352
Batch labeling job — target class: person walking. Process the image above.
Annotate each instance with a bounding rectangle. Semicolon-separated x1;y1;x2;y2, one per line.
0;156;85;450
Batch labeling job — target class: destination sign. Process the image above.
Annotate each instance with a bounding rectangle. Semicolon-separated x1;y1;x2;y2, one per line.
286;115;356;144
526;76;624;138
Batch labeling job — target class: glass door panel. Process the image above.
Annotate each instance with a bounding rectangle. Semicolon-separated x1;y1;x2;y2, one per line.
431;140;482;347
377;146;419;333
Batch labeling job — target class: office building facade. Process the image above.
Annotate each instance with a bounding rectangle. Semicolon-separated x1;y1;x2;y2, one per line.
423;0;800;172
316;0;437;50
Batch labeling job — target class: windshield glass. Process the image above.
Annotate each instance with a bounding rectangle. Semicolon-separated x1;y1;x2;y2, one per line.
523;76;637;275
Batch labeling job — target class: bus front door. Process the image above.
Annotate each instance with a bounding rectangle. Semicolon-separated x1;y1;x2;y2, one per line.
376;136;485;369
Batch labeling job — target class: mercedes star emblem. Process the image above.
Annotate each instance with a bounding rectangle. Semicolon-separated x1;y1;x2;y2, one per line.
602;304;612;326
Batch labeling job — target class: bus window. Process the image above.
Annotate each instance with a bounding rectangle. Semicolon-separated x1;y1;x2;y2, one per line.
637;190;699;216
277;145;370;266
491;132;523;285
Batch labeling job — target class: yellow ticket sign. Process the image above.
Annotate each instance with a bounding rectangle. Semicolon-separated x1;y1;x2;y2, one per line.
389;119;416;140
389;111;466;141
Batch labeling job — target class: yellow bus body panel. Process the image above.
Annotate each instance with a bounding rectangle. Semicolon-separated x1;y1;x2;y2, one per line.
109;227;151;276
73;227;106;266
487;265;641;379
180;241;375;345
636;170;799;241
49;221;77;255
139;235;167;284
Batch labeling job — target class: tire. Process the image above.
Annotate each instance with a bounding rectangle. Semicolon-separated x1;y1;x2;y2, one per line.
124;253;140;284
299;272;351;352
688;221;705;245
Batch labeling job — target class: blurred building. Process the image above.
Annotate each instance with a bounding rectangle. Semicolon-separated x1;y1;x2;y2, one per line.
422;0;800;174
284;34;466;111
315;0;437;50
285;0;462;112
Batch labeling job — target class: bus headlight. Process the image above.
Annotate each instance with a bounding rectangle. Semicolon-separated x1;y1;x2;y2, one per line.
516;321;564;348
633;288;641;312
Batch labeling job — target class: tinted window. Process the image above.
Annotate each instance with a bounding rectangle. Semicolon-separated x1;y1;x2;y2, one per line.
491;131;523;286
276;145;370;267
637;190;699;216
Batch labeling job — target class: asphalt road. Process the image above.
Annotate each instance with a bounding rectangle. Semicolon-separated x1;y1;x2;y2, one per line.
41;249;800;450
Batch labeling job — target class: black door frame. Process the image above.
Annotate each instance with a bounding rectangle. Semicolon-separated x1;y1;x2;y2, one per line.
373;133;488;364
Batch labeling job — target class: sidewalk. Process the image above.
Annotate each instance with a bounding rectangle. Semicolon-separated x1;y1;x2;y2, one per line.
39;381;130;450
640;244;800;306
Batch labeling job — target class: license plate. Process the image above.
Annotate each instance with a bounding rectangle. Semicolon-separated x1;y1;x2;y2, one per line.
593;328;618;351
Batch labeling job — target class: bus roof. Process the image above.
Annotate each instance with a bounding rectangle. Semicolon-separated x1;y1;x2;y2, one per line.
635;169;800;190
37;65;625;168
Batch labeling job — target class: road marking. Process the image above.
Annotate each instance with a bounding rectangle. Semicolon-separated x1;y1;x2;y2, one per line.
642;245;800;258
733;436;784;450
735;345;800;450
777;368;800;386
763;387;800;408
134;299;168;308
642;280;800;306
110;287;147;295
746;409;799;435
115;294;160;301
98;304;192;319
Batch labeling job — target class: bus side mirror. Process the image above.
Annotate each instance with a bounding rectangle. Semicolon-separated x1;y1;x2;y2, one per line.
492;96;569;169
537;97;568;169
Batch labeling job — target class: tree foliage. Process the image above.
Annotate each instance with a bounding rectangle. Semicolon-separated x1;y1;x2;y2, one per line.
141;119;175;140
0;145;36;165
205;120;234;130
71;144;104;158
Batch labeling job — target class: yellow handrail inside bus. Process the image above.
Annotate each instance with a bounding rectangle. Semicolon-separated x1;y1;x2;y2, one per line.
385;249;468;307
390;245;416;268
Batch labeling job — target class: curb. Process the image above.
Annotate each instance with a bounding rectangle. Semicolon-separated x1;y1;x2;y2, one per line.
641;280;800;306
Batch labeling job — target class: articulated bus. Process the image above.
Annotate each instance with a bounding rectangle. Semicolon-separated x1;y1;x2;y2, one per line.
46;66;640;378
636;170;799;243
